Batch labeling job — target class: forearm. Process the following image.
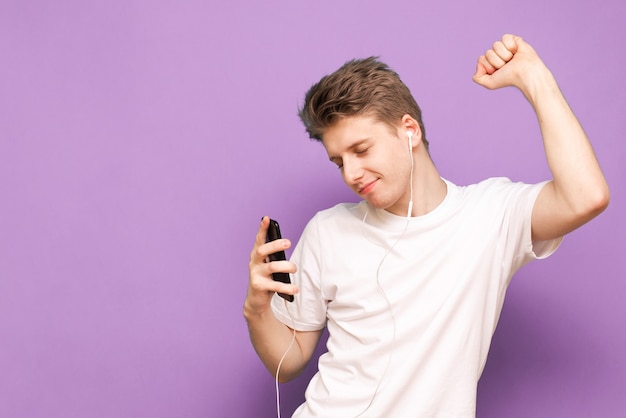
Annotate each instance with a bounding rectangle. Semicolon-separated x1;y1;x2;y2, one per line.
244;302;309;382
525;69;606;201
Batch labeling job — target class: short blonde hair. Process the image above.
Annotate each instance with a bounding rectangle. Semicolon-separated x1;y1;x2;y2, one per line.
298;57;428;149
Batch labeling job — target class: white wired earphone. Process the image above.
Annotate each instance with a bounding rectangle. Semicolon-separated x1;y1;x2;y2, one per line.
275;130;416;418
406;130;415;219
353;130;415;417
275;299;296;418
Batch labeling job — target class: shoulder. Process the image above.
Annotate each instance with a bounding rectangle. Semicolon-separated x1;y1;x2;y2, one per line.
466;177;517;191
299;202;366;240
314;202;364;223
459;177;546;199
447;177;549;220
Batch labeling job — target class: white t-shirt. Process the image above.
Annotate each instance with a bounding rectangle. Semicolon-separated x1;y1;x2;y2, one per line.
272;178;561;417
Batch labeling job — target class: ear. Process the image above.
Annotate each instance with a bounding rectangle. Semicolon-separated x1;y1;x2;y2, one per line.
400;114;422;148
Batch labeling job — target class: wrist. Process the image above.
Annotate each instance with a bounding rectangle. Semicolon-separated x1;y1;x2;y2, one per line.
518;65;559;105
243;298;272;322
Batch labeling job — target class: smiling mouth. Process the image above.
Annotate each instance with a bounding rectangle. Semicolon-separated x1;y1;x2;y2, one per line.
359;180;377;195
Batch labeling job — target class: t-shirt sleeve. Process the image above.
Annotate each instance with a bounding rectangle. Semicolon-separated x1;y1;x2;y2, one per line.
506;180;563;272
271;214;328;332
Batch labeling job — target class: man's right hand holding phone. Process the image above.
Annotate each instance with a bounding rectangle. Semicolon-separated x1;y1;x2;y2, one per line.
245;216;299;316
244;217;322;383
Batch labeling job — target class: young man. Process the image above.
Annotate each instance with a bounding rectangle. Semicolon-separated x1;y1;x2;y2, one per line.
244;34;609;417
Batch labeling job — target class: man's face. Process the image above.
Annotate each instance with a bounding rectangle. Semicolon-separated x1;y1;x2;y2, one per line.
322;115;413;216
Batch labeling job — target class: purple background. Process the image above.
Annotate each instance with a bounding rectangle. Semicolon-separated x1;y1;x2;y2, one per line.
1;1;624;417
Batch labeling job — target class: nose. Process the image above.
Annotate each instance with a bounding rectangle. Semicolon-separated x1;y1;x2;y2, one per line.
342;157;363;186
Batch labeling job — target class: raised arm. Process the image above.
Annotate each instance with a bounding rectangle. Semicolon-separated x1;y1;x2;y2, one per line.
244;216;322;382
473;34;610;241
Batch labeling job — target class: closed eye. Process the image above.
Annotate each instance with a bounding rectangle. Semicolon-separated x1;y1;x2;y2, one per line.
328;140;371;170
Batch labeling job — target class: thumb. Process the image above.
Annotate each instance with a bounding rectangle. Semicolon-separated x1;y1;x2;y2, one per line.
472;56;493;89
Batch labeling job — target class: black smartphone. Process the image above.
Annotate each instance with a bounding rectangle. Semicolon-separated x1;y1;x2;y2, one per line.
266;219;294;302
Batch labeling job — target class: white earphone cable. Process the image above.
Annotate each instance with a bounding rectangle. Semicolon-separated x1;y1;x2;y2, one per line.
407;130;414;219
275;299;297;418
275;131;415;417
355;130;414;416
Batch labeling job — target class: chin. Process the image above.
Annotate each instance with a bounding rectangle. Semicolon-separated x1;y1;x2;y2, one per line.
364;198;391;210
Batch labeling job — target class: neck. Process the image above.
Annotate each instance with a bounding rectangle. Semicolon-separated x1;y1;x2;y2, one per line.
406;153;447;217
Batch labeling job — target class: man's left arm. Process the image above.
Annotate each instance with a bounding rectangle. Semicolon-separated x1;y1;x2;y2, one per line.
473;34;610;241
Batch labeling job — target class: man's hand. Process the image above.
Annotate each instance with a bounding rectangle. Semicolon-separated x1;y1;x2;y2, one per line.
244;218;320;383
472;34;550;95
245;216;299;317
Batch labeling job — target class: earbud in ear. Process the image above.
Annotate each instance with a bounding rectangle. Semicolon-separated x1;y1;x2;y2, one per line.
407;131;413;151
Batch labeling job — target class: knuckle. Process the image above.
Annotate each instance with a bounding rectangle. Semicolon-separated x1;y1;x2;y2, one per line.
254;245;267;260
267;261;280;273
250;277;265;291
249;271;271;291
